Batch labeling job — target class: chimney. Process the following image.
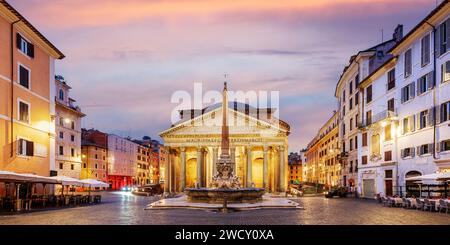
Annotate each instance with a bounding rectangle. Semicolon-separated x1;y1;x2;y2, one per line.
393;25;403;42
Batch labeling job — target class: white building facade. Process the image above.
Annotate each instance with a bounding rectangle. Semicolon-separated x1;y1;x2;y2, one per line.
357;2;450;198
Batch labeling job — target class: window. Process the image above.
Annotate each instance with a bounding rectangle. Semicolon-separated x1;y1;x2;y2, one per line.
417;72;434;95
355;92;359;105
355;74;360;87
349;138;353;151
60;117;64;126
18;100;29;123
385;124;392;141
366;85;372;103
442;61;450;83
387;98;394;112
19;65;30;89
404;49;412;78
59;163;63;169
401;82;415;103
83;163;87;168
355;114;359;128
355;136;358;150
350;118;353;131
349;98;353;110
349;161;353;173
366;110;372;125
71;135;75;142
362;132;368;146
342;90;346;102
17;138;33;156
402;115;416;134
361;155;368;165
59;146;64;155
71;121;75;130
385;170;393;179
438;19;448;56
342;123;346;136
95;154;98;159
419;110;428;129
349;81;353;94
95;164;98;169
421;34;431;66
71;164;74;170
342;106;346;116
401;147;415;158
71;148;75;157
441;101;450;123
387;69;395;90
59;89;64;100
440;139;450;152
418;144;432;155
16;33;34;58
384;151;392;162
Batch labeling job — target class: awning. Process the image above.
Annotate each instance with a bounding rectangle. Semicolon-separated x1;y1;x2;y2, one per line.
80;179;109;188
0;170;59;184
405;172;450;181
49;176;84;186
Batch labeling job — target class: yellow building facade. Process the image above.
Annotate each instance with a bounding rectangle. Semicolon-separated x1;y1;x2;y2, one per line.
0;2;64;179
304;112;341;187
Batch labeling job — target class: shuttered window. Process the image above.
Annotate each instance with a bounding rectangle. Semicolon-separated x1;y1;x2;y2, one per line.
362;132;368;146
384;151;392;162
16;33;34;58
19;101;29;123
366;85;372;103
437;19;450;56
387;69;395;90
440;101;450;123
17;139;34;156
404;49;412;78
421;33;431;66
19;65;30;89
401;82;415;103
401;147;415;158
442;61;450;83
361;155;368;165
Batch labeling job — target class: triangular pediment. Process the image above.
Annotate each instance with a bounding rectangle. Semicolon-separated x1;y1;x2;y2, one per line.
160;106;289;138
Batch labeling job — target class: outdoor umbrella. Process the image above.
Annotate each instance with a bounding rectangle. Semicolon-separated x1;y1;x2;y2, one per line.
80;179;109;203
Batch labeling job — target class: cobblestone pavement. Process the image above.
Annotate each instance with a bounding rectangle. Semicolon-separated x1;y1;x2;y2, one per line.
0;192;449;225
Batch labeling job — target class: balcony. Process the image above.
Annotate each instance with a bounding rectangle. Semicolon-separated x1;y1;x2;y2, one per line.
358;109;397;128
337;152;349;161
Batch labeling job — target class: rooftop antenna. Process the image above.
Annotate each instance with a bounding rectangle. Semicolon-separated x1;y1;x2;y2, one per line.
380;28;384;42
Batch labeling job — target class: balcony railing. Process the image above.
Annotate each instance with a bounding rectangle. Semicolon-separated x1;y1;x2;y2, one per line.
358;109;397;128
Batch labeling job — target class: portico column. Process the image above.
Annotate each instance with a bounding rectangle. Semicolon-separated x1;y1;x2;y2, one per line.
279;145;286;192
163;147;171;196
196;147;203;187
246;146;252;187
212;147;218;176
263;145;269;190
180;147;186;191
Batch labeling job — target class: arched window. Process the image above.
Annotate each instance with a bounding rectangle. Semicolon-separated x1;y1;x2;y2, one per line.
59;89;64;100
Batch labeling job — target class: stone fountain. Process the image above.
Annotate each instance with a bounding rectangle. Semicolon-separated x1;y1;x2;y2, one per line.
185;82;265;204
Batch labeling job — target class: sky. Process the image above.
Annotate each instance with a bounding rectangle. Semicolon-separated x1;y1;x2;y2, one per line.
8;0;441;152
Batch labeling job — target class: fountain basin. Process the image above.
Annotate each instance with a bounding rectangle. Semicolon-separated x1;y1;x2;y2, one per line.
186;188;265;203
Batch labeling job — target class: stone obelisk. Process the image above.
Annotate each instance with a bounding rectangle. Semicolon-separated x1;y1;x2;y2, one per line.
211;82;240;189
221;82;230;158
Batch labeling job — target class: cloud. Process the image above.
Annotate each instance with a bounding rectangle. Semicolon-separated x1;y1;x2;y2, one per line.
7;0;437;152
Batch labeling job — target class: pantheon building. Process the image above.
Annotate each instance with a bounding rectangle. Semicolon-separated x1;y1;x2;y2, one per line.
160;100;290;193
